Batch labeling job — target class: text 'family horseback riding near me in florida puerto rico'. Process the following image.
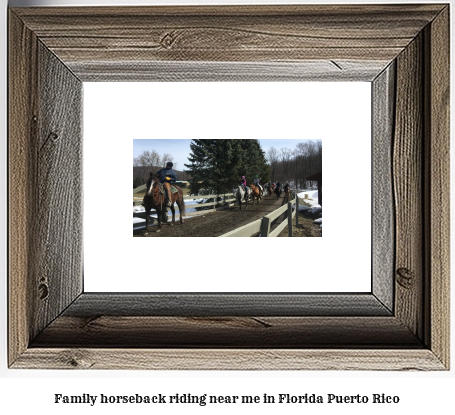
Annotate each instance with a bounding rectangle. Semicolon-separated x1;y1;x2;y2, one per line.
53;392;400;406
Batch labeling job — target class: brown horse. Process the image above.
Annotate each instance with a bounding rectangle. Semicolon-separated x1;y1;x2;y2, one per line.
267;184;274;197
143;172;185;233
283;185;291;204
284;185;291;201
251;184;262;205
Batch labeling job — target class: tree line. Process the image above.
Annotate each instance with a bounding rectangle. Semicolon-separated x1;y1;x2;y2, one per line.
133;150;176;170
133;139;322;192
133;150;191;188
266;140;322;189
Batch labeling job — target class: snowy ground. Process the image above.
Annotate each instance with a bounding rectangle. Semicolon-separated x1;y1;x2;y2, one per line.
133;198;213;229
296;190;322;227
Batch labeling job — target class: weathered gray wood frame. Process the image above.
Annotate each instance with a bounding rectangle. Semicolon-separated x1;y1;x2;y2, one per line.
8;5;449;370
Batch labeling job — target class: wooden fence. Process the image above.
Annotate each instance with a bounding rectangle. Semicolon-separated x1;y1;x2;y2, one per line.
220;190;299;237
133;187;296;235
133;193;237;229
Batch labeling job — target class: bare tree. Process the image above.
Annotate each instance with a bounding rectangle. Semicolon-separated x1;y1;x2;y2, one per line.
133;149;180;184
161;153;178;169
266;147;279;182
133;149;161;168
280;147;293;183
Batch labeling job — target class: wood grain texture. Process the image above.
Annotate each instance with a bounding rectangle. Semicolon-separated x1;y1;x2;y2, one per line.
425;7;450;368
31;316;420;348
372;63;395;312
13;349;445;371
393;34;424;340
11;5;444;81
32;43;83;339
54;293;392;317
8;11;38;366
70;61;388;83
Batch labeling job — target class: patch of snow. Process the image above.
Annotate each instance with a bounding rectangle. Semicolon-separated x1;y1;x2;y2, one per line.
296;189;321;214
313;218;322;224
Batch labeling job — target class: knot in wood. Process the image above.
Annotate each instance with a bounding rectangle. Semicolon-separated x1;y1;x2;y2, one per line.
38;282;49;300
60;350;94;369
396;267;414;289
160;31;179;49
48;132;59;142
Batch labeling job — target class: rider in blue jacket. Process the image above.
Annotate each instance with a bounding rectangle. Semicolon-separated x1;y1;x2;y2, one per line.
156;162;178;206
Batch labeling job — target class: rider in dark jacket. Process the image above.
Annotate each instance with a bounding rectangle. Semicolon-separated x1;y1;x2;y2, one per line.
156;162;178;206
275;182;282;196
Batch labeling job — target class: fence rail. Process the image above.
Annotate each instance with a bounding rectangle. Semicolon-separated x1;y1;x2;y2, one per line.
221;190;297;237
134;188;300;235
133;193;237;229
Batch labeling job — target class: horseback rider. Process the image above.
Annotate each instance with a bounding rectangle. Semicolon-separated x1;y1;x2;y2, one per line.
276;181;282;195
156;162;178;207
240;176;248;196
253;175;263;195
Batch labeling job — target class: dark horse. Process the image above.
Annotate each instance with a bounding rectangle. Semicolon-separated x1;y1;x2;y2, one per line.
267;183;274;197
143;172;185;233
275;186;282;199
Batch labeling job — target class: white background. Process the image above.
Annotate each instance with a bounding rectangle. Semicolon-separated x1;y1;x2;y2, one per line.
1;0;454;414
84;82;371;292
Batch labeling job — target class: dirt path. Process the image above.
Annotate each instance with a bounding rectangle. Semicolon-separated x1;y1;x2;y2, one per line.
134;193;286;237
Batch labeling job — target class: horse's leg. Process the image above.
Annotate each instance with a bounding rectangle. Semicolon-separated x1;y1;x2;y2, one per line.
144;207;150;235
156;207;162;231
180;192;185;224
177;200;183;225
170;204;175;225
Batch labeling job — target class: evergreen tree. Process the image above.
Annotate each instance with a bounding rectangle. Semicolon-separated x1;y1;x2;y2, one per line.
236;139;270;184
133;176;145;189
184;139;241;195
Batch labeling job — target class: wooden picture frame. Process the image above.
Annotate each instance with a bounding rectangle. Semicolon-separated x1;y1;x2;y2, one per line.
9;4;449;370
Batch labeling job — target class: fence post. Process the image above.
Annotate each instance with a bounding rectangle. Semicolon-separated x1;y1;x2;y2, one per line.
260;216;271;237
296;196;299;228
287;202;293;237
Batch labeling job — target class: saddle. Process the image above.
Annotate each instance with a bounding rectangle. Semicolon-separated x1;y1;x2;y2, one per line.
158;183;178;195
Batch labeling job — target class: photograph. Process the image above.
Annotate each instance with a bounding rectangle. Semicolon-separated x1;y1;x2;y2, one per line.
132;138;322;237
